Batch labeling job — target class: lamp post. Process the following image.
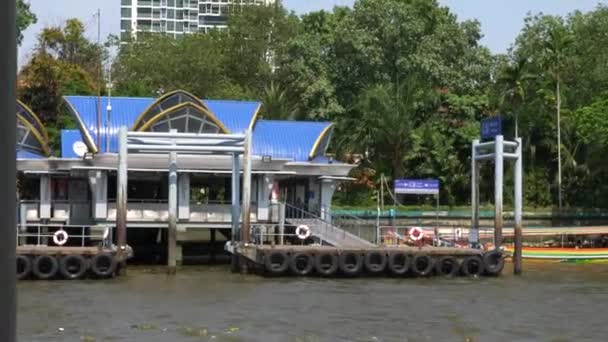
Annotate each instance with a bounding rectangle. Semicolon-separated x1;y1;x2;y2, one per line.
106;67;113;153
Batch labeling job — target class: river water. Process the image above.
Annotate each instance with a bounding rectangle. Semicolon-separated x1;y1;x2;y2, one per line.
18;262;608;342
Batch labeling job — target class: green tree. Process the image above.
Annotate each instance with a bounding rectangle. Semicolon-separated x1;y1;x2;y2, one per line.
17;0;37;45
18;19;104;153
497;57;534;138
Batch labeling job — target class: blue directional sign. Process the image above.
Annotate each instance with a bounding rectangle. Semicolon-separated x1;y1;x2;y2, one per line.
481;116;502;140
395;179;440;195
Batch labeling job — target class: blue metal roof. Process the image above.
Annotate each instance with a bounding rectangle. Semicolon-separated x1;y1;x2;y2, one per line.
64;96;260;153
62;96;335;163
252;120;332;162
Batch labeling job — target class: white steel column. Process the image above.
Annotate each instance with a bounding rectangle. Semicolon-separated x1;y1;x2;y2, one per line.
320;180;336;223
514;137;523;274
89;170;108;220
167;151;178;273
241;129;252;243
178;172;190;220
231;153;240;241
494;135;504;249
39;175;51;219
470;139;480;246
116;127;128;257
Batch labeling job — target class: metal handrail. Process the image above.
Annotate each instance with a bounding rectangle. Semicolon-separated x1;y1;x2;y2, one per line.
17;224;113;248
283;202;372;246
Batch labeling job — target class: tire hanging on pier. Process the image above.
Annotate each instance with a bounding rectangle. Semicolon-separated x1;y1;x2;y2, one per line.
60;255;89;280
91;253;117;278
314;252;339;276
339;252;363;276
411;255;434;277
364;251;388;274
387;252;411;276
32;255;59;280
435;256;460;277
16;255;32;280
264;250;289;275
461;255;485;277
289;252;315;276
482;250;504;276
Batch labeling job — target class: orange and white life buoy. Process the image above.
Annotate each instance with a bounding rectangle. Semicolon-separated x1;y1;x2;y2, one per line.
296;225;311;240
53;230;69;246
409;227;424;241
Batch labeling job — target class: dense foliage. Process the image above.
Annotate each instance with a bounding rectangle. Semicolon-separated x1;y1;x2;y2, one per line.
16;0;608;208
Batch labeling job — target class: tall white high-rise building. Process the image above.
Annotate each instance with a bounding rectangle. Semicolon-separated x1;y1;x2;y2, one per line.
120;0;276;40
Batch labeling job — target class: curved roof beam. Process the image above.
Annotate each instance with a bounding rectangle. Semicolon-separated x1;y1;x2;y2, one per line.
134;102;231;134
308;123;334;160
247;103;263;132
17;114;51;156
132;90;211;131
63;96;99;153
17;100;49;141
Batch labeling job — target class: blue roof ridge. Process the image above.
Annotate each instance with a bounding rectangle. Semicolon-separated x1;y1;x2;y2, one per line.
65;95;262;105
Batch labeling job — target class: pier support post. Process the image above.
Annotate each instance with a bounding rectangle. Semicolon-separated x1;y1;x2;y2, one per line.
470;139;480;247
514;137;523;275
494;135;504;249
0;2;17;339
241;129;252;243
231;153;240;272
117;127;128;259
167;151;178;274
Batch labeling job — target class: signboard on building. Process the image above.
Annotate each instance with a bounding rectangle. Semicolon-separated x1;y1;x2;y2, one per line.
481;116;502;140
394;179;440;195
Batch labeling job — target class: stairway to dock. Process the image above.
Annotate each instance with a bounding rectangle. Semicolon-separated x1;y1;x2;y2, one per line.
287;217;374;247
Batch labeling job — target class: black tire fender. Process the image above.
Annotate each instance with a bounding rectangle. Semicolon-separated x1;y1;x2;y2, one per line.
60;254;89;280
91;253;117;278
32;255;59;280
314;252;338;276
412;254;434;277
339;251;364;276
289;252;314;276
387;252;411;276
435;256;460;277
461;255;485;277
364;251;388;274
264;250;289;275
16;255;32;280
483;250;505;276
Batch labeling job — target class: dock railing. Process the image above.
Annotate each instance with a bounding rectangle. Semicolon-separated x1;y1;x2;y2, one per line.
17;224;113;248
377;225;495;247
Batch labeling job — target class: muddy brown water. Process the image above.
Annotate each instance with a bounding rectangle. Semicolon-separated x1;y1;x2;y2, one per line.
18;262;608;341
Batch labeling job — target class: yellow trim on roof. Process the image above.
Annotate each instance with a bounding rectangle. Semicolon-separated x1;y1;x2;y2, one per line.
248;103;263;132
132;90;210;130
17;100;49;141
136;102;231;134
63;97;99;154
17;114;51;156
308;124;334;160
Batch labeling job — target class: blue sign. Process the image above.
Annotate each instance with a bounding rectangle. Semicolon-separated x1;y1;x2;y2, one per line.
395;179;440;195
481;116;502;140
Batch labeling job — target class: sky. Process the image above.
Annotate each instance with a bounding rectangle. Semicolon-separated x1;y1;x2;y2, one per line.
19;0;604;65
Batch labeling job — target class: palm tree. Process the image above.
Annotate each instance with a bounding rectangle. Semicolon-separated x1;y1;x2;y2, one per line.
355;75;437;180
542;24;573;211
498;57;534;138
260;81;296;120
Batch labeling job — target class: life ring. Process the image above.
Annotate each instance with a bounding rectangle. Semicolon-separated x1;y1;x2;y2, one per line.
53;230;69;246
296;225;311;240
409;227;424;241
